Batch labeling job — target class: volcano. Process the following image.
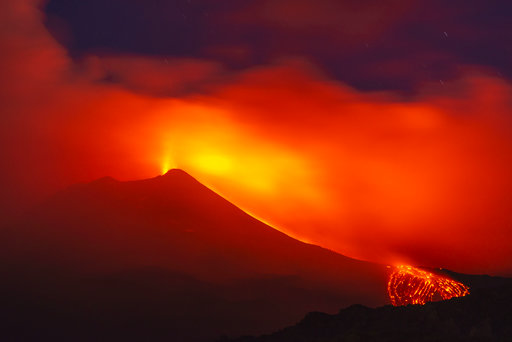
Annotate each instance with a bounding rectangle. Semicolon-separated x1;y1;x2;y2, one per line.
0;169;389;341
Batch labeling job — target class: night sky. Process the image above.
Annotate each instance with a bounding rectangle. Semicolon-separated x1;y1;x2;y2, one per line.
44;0;512;91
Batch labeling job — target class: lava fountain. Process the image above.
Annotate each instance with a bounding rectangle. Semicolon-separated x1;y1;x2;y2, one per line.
388;265;470;306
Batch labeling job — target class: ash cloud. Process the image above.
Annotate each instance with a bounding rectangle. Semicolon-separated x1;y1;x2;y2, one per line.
1;0;512;276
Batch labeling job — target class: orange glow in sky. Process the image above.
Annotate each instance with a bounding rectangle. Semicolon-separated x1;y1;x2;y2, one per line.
20;69;509;276
127;71;512;276
4;69;511;276
2;0;512;276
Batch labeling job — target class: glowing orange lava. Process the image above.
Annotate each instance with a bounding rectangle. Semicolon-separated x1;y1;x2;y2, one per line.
388;265;470;306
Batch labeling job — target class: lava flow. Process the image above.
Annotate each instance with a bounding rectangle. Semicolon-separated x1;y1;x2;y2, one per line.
388;265;470;306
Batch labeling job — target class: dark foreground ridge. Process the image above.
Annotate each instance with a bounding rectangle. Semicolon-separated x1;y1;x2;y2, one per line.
2;169;508;341
227;283;512;342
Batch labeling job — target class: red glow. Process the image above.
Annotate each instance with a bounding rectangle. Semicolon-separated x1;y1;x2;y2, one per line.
2;1;512;276
388;265;470;306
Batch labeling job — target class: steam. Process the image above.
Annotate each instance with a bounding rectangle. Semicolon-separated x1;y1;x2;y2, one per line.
1;0;512;275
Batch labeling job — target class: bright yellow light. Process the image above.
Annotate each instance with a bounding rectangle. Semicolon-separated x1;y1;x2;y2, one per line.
190;154;233;176
161;156;176;175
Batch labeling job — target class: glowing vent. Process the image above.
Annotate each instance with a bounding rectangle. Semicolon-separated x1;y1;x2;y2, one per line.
388;265;470;306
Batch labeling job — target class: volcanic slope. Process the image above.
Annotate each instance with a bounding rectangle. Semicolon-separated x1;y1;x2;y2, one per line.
0;169;389;342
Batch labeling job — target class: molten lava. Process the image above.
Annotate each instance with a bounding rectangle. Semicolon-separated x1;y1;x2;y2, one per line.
388;265;470;306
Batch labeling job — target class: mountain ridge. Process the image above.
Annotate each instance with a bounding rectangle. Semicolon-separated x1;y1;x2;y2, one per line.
0;168;389;341
226;282;512;342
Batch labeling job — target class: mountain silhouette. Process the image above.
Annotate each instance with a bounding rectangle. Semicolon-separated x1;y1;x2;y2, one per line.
0;169;389;342
227;282;512;342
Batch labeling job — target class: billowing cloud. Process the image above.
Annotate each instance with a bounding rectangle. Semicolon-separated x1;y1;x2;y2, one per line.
81;55;224;96
175;64;512;276
44;0;512;91
1;0;512;276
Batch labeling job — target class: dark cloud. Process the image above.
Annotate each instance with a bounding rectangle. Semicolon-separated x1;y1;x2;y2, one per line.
82;55;225;96
45;0;512;92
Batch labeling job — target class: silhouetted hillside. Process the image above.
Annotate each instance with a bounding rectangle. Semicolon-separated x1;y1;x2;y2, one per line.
0;169;389;342
228;282;512;342
423;267;512;291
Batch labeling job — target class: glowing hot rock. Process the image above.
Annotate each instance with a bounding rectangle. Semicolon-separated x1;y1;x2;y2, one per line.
388;265;470;306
